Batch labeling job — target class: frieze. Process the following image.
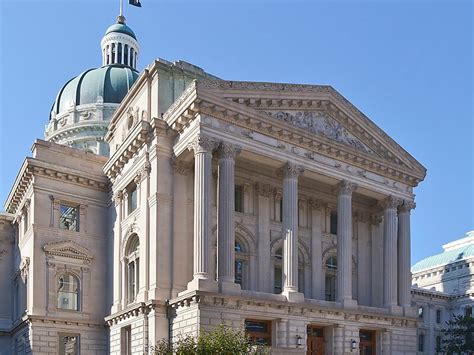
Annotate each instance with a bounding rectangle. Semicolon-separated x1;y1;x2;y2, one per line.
266;111;373;155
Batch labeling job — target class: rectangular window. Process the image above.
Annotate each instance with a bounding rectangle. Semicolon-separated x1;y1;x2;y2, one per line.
59;204;79;231
418;334;424;352
418;306;424;320
325;274;336;301
279;197;283;222
235;185;243;212
274;267;282;294
330;212;337;235
128;261;135;303
121;326;132;355
436;336;441;352
128;183;138;213
245;319;272;346
235;260;243;286
59;334;80;355
436;309;441;324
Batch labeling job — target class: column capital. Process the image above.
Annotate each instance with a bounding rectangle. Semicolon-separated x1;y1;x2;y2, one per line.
187;135;217;154
336;180;358;196
216;142;241;160
308;198;326;211
398;200;416;213
369;213;383;225
256;183;273;197
113;191;123;206
380;195;402;210
277;162;304;179
354;210;371;223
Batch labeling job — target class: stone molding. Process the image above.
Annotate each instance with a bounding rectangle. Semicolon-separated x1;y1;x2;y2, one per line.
43;240;93;265
161;81;425;187
105;300;167;326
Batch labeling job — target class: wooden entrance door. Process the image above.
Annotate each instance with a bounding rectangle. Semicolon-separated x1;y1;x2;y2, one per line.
306;326;325;355
359;330;376;355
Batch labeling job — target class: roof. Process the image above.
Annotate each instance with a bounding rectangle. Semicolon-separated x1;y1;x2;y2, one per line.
412;242;474;273
105;23;137;40
50;65;139;119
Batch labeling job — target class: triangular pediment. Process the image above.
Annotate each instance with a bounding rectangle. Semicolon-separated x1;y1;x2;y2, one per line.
43;240;93;261
196;80;426;181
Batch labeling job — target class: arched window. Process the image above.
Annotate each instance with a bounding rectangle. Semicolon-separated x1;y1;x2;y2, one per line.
125;234;140;304
57;273;80;310
325;256;337;301
117;43;123;64
124;45;129;66
111;43;116;64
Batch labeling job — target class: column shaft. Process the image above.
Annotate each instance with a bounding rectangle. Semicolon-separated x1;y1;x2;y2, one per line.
398;201;415;307
382;196;401;308
336;180;357;305
216;143;240;286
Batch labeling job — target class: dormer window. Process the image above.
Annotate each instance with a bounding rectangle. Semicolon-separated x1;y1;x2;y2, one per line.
59;204;79;232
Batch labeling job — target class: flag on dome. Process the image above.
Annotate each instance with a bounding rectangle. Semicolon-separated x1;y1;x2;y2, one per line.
129;0;142;7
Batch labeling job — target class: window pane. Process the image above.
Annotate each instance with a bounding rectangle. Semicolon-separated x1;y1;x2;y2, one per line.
128;262;135;302
325;274;336;301
129;187;137;212
235;185;243;212
57;274;79;310
330;212;337;235
274;267;282;294
326;256;337;269
235;260;243;286
59;205;79;231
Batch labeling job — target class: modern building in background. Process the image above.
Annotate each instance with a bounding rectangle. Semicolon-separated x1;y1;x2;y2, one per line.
3;12;463;355
411;230;474;354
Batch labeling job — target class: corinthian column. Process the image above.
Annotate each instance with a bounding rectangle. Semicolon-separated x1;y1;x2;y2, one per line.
216;142;241;294
381;195;401;311
280;162;304;302
184;135;218;293
398;200;415;308
336;180;358;307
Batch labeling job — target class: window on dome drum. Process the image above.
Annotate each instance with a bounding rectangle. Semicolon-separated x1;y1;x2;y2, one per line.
106;45;110;64
465;306;472;317
235;185;244;212
117;43;122;64
59;334;79;355
436;309;441;323
124;45;129;66
130;48;134;68
126;235;140;304
59;204;79;232
325;256;337;301
121;326;132;355
127;183;138;214
418;334;424;352
245;319;272;346
111;43;116;64
57;273;80;311
418;306;424;320
330;212;338;235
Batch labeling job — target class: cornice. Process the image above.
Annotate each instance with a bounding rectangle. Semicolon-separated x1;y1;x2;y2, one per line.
105;300;167;326
162;82;424;187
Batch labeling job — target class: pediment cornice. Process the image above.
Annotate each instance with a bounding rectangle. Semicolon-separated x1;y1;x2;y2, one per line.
43;240;93;262
162;80;426;187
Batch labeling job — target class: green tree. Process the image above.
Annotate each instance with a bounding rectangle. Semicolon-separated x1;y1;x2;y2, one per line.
442;314;474;354
150;324;269;355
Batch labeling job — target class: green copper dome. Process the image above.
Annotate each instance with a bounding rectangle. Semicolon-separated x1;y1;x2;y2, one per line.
50;65;139;119
105;23;137;40
411;244;474;273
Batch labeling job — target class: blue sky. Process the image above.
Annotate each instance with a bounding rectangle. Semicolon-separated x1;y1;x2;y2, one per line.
0;0;472;264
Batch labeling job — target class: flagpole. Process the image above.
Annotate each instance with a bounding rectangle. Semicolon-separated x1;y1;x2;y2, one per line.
118;0;125;23
119;0;123;17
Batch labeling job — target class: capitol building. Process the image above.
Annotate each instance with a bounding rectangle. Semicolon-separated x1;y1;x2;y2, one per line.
0;13;472;355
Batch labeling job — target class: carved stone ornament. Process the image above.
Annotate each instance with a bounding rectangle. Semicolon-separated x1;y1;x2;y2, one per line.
256;183;273;197
171;157;192;175
336;180;358;196
265;111;373;154
308;198;326;211
277;162;305;179
380;195;402;210
354;210;371;223
399;200;416;213
216;142;241;160
43;240;93;264
369;214;383;226
187;135;217;154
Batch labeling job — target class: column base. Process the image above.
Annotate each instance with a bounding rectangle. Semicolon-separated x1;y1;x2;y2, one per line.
338;298;358;308
179;276;218;295
219;281;241;295
384;304;403;315
282;288;305;303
